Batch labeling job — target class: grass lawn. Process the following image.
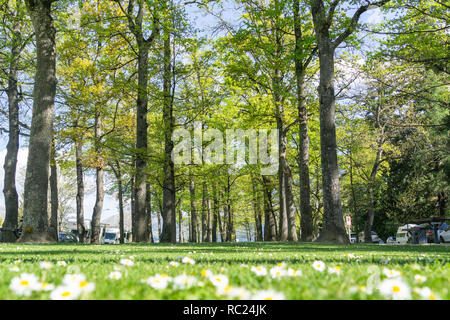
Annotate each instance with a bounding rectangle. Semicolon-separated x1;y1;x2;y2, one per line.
0;242;449;300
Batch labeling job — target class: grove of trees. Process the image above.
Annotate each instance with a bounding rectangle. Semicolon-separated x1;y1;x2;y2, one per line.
0;0;448;244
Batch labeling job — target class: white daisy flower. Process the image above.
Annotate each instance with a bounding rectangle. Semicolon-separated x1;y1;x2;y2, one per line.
120;259;134;266
181;257;195;265
382;268;401;278
108;271;122;280
312;261;326;272
220;267;227;273
378;278;411;300
9;266;20;272
269;266;287;279
113;265;123;271
169;261;180;267
414;287;440;300
251;289;285;300
9;273;40;296
141;274;171;290
344;253;355;259
201;269;213;278
56;261;67;267
217;286;251;300
251;266;267;276
172;274;198;290
276;262;286;268
209;274;229;289
38;282;55;291
287;268;302;277
50;286;82;300
39;261;53;270
13;260;21;265
328;266;342;275
62;274;95;293
414;275;427;283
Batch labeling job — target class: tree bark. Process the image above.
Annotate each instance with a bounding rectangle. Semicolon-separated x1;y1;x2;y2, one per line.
251;176;264;241
20;0;57;243
1;14;21;243
211;183;218;242
201;181;208;242
189;176;198;242
293;0;313;242
160;23;176;243
75;140;85;243
90;112;104;244
134;40;150;243
262;176;277;241
48;140;58;241
310;0;348;243
146;183;154;243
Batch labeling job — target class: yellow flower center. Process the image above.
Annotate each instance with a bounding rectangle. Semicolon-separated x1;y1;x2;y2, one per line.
79;281;88;288
62;291;71;297
20;280;29;286
392;286;400;292
264;297;273;300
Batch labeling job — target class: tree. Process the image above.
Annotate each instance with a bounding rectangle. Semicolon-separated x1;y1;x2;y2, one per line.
309;0;390;243
20;0;58;243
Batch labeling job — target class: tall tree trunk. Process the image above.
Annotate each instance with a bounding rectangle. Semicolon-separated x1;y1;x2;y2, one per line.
75;140;85;243
311;1;348;243
131;175;136;242
262;176;277;241
90;112;104;244
189;177;198;243
364;143;383;243
134;40;150;243
21;0;57;243
178;208;184;243
251;176;263;241
146;183;154;243
48;140;58;241
110;161;125;244
1;15;21;243
160;22;176;244
201;182;208;242
293;0;313;242
211;183;218;242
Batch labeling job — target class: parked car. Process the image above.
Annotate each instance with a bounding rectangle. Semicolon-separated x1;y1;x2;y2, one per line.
440;229;450;243
59;232;78;243
358;231;382;243
396;224;417;244
386;236;396;244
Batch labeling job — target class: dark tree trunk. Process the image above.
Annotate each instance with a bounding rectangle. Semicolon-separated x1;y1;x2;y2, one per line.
251;176;264;241
262;176;277;241
75;140;85;243
110;161;124;244
134;40;150;243
189;177;198;243
178;208;184;243
310;0;348;243
48;140;58;241
1;15;21;243
20;0;57;243
293;0;313;242
146;183;154;243
201;182;208;242
130;175;136;242
90;113;104;244
211;183;218;242
160;25;176;244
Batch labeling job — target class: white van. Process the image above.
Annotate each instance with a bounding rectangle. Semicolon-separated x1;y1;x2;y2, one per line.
396;224;417;244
